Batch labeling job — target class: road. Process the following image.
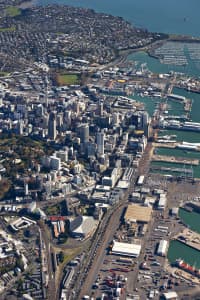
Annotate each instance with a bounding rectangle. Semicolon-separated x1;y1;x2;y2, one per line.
39;221;56;300
76;142;156;299
79;204;126;298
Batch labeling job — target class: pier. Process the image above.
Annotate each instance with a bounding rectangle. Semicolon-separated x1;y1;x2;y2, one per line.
153;142;200;152
175;228;200;252
177;239;200;252
150;166;193;174
153;142;176;149
152;155;199;166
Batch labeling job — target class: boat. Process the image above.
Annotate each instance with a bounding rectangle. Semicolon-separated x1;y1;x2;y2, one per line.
176;258;200;277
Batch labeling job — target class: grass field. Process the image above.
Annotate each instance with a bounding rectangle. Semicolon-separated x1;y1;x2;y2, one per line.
0;71;9;77
0;26;16;32
56;73;79;86
6;6;21;17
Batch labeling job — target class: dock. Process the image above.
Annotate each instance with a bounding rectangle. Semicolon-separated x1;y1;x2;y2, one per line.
152;155;199;166
150;166;193;174
177;239;200;251
174;228;200;252
153;142;200;152
153;142;176;149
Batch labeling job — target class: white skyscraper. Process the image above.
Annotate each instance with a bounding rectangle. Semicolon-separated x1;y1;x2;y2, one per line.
97;130;104;155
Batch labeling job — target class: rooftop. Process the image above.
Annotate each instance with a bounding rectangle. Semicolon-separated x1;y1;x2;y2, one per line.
124;204;152;223
112;240;141;257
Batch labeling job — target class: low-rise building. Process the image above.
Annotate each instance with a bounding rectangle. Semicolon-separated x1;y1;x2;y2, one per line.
157;240;168;257
70;216;98;239
111;240;141;257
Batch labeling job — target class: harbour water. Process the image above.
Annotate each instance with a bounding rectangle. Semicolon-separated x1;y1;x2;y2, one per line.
179;208;200;234
168;240;200;269
167;209;200;268
128;50;200;78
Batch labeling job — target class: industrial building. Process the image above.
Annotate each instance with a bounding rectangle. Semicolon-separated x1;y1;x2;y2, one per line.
124;204;152;224
157;240;168;257
111;240;141;257
137;175;145;186
162;291;178;300
70;216;98;239
157;194;167;210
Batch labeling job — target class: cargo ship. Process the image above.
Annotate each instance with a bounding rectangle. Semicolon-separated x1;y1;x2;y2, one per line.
176;258;200;277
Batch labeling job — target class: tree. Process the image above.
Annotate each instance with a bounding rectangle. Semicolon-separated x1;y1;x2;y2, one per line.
16;255;24;272
59;251;64;263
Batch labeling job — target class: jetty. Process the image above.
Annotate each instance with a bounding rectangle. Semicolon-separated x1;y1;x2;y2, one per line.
175;228;200;252
152;155;199;166
150;166;193;175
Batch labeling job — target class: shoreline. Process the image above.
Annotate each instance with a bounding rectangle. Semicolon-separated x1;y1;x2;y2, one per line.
16;2;200;59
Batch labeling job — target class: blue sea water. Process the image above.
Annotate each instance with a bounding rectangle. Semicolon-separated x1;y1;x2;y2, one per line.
35;0;200;37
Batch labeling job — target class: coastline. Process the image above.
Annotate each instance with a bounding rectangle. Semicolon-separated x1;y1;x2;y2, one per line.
16;2;200;64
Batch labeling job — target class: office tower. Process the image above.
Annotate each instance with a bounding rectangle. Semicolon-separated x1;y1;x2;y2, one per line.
141;111;150;138
64;110;71;129
97;130;104;155
74;101;80;116
17;120;24;135
48;112;57;140
98;100;104;116
80;123;89;143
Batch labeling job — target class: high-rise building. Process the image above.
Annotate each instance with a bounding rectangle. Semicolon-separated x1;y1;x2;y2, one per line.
98;100;104;116
36;104;44;117
48;112;57;140
141;111;150;138
17;120;24;135
64;110;71;129
97;130;104;155
112;112;120;126
74;101;80;116
80;123;89;143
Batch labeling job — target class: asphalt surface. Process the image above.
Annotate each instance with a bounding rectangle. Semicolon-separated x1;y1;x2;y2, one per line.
79;204;126;298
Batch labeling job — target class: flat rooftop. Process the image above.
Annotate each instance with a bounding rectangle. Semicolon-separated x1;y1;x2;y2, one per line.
112;240;141;257
124;204;152;223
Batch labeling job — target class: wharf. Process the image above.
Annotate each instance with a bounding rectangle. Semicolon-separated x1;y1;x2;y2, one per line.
177;239;200;251
153;142;176;149
174;228;200;252
153;142;200;152
150;166;193;174
184;99;192;112
183;202;200;213
166;264;200;284
152;155;199;166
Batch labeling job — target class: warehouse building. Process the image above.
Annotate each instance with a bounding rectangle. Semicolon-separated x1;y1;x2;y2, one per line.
124;204;152;224
157;193;167;210
157;240;168;257
162;291;178;300
111;240;141;257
